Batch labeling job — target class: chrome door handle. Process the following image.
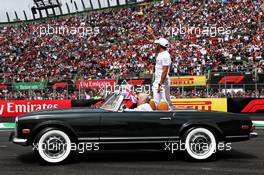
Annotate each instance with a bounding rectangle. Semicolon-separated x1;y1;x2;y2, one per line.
160;117;172;120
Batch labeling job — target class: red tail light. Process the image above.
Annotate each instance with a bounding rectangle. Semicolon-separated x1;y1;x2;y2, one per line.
241;125;250;130
22;129;31;134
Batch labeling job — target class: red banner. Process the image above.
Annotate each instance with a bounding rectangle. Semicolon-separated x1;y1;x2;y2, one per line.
127;80;145;85
0;100;71;117
53;82;67;88
75;80;115;89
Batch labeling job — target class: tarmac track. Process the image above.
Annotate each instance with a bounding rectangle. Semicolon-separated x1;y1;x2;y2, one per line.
0;129;263;175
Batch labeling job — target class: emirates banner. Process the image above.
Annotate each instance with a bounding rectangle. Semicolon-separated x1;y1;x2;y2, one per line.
75;80;115;89
0;100;71;117
170;76;206;87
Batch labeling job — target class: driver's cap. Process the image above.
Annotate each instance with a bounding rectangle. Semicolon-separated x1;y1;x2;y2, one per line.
154;38;169;48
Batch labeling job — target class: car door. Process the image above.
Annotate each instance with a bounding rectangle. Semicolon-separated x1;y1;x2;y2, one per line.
99;111;182;143
68;110;101;140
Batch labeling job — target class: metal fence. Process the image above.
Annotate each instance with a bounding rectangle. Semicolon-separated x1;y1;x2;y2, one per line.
0;83;264;100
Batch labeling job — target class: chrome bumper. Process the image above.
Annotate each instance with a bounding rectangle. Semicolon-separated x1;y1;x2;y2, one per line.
250;132;258;138
9;132;27;146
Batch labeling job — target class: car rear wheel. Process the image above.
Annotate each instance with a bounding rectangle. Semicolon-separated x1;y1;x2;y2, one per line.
34;129;72;164
183;127;217;160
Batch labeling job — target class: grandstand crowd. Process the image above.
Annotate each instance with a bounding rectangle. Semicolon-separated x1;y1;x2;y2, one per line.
0;0;263;99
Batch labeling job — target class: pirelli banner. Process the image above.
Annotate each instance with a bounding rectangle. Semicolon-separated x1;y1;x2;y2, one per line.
171;98;264;113
170;76;207;87
171;98;227;112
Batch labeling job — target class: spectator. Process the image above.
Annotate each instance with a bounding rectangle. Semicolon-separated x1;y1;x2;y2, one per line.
0;0;263;99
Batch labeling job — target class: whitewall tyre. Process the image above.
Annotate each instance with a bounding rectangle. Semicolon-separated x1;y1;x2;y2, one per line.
35;130;72;164
183;127;217;160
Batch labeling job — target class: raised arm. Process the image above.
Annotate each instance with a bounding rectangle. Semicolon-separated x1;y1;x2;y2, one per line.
147;25;157;41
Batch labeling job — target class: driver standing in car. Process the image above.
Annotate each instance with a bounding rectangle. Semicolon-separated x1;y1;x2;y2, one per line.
147;26;174;110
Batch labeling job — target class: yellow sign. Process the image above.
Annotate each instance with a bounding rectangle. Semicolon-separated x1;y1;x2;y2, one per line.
171;98;227;112
170;76;206;87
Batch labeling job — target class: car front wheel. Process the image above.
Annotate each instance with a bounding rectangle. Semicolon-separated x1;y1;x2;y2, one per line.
34;129;72;164
183;127;217;160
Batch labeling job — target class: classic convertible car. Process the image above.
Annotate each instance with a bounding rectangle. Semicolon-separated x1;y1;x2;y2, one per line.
10;93;258;164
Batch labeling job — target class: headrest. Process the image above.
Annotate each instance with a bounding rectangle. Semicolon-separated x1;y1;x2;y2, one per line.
156;101;169;111
149;100;156;110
